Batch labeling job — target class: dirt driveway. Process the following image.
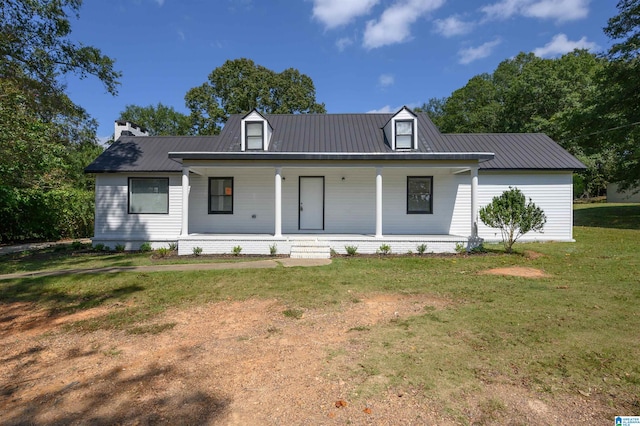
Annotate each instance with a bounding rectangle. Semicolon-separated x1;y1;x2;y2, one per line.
0;294;607;425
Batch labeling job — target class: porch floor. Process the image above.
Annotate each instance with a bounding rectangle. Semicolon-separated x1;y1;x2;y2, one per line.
177;233;469;256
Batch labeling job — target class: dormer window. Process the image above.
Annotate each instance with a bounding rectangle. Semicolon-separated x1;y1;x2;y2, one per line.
395;120;414;149
245;122;264;150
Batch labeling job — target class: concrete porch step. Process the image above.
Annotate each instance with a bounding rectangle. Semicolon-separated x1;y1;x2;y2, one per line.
289;240;331;259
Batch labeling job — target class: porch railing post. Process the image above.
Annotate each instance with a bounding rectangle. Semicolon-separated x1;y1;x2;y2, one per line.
274;167;282;237
181;166;189;236
376;166;383;238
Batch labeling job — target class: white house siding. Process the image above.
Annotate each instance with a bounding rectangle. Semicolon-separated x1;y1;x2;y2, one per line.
185;166;466;236
93;173;182;249
381;168;458;235
189;169;275;234
449;171;574;242
282;167;376;234
607;183;640;203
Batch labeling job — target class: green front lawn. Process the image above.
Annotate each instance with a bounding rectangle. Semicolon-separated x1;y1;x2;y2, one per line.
1;203;639;416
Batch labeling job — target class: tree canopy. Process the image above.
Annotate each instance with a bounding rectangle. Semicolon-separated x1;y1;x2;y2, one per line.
119;103;192;136
185;58;326;135
0;0;120;241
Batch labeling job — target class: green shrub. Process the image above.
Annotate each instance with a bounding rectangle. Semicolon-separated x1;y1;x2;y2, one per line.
345;245;358;256
416;243;427;254
115;243;126;252
139;242;152;252
269;244;277;255
155;247;170;258
168;242;178;251
93;243;104;251
71;240;84;250
103;245;111;252
232;245;242;256
479;187;546;253
0;185;94;242
455;242;466;254
193;246;203;256
378;244;391;255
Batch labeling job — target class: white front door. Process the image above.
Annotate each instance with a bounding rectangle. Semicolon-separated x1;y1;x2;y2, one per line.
299;177;324;230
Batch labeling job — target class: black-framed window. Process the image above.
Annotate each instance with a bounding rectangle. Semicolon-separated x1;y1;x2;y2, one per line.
128;178;169;214
209;177;234;214
245;121;264;150
407;176;433;214
395;120;413;149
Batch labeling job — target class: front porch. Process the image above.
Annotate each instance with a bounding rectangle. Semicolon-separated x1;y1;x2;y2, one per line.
177;233;469;256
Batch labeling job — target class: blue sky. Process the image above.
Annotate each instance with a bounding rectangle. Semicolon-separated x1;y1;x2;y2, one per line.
64;0;618;141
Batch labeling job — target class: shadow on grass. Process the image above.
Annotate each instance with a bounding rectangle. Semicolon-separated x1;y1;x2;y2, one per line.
0;249;138;275
0;275;144;312
1;351;230;425
574;204;640;230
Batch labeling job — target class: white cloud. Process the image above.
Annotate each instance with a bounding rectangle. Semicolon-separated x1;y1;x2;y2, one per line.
481;0;589;23
367;103;420;113
363;0;445;49
177;30;185;41
458;38;501;64
533;33;599;57
378;74;395;87
313;0;379;29
481;0;523;20
524;0;589;22
368;105;395;113
336;37;354;51
433;15;474;37
154;0;165;6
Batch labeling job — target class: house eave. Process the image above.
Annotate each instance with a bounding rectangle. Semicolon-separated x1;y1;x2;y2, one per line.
167;151;495;162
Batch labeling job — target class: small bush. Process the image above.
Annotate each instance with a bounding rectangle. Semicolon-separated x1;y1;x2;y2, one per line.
378;244;391;255
479;186;546;253
193;246;203;256
71;240;84;250
103;245;111;252
115;243;126;252
168;242;178;251
139;242;152;252
155;247;170;258
232;245;242;256
269;243;277;255
455;242;466;254
345;245;358;256
93;243;105;252
416;243;427;254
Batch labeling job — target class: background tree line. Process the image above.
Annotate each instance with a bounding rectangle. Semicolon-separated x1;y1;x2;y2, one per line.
416;1;639;197
1;0;637;242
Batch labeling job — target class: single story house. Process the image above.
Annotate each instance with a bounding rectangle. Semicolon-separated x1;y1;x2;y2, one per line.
85;107;585;257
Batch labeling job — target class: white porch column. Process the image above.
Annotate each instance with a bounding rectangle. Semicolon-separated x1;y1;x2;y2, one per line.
181;166;190;236
274;167;282;237
470;166;479;238
375;166;383;238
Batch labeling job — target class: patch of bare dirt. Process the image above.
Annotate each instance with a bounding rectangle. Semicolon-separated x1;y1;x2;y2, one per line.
523;250;545;260
0;294;609;425
478;266;552;278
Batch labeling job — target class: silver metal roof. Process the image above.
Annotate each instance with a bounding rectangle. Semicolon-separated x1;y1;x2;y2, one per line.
85;112;585;172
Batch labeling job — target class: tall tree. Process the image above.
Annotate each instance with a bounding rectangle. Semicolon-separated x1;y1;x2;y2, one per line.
438;73;502;133
119;103;192;136
594;0;640;190
414;97;446;128
0;0;120;241
185;58;326;135
1;0;121;96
